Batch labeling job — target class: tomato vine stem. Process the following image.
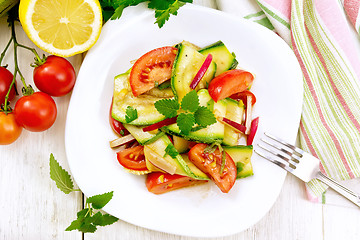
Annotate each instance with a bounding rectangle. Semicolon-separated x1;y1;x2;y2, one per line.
1;13;43;112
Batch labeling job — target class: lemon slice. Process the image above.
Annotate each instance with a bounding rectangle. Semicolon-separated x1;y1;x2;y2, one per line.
19;0;102;57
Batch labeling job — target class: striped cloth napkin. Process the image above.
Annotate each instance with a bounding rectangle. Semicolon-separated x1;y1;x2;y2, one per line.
216;0;360;205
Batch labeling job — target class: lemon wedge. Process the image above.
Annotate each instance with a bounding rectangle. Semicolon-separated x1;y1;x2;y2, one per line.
19;0;102;57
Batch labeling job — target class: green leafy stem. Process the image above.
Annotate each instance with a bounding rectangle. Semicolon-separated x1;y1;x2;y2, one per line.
49;154;118;233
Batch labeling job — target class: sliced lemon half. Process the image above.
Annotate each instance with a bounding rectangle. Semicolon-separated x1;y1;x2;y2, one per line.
19;0;102;57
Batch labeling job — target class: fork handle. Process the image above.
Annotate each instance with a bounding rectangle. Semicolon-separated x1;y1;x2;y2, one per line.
316;171;360;208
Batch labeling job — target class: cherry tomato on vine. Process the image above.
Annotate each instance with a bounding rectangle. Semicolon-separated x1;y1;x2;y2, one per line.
0;112;22;145
33;55;76;97
14;92;57;132
0;67;16;104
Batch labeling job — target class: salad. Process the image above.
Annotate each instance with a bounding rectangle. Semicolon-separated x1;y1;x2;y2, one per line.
109;41;259;194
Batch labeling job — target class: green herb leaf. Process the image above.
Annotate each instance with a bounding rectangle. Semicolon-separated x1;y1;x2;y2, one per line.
164;144;179;159
155;99;180;118
177;113;195;135
125;106;138;123
86;191;114;209
194;106;216;127
154;0;187;28
92;212;119;226
49;153;75;194
181;90;199;112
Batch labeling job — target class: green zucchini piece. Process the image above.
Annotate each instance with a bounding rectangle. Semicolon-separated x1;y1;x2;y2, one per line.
224;145;254;179
181;154;209;180
162;90;226;143
173;135;191;153
222;98;245;146
112;72;168;125
199;41;238;76
144;135;205;180
123;124;165;145
171;42;216;103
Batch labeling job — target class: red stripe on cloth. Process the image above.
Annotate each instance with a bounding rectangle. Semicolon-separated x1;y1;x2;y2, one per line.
290;30;355;179
344;0;360;27
305;24;360;132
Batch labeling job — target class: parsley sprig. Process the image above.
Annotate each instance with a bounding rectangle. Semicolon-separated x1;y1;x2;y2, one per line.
50;154;118;233
99;0;193;27
155;90;216;135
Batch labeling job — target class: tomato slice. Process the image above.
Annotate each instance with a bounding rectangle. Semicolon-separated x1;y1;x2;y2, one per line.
229;90;256;106
208;69;254;102
188;143;237;193
145;172;206;194
117;146;147;171
130;46;177;97
109;101;129;136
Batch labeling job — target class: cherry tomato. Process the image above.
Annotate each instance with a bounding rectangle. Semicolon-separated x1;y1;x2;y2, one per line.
0;67;16;104
229;90;256;106
109;101;129;136
208;69;254;102
0;112;22;145
130;46;177;97
14;92;57;132
33;55;76;97
145;172;206;194
188;143;237;193
117;145;147;171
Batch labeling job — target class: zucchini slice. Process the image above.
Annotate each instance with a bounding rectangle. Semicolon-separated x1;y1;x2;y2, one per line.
171;42;216;103
199;41;238;76
112;72;169;125
224;145;254;179
144;135;205;180
222;98;245;146
123;124;165;145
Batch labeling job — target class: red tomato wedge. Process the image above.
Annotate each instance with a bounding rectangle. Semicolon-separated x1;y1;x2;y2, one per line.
130;46;177;97
208;69;254;102
117;146;147;171
188;143;237;193
145;172;206;194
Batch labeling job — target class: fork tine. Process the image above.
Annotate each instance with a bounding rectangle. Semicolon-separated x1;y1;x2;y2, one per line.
257;144;297;169
261;137;301;164
265;132;304;155
254;149;294;172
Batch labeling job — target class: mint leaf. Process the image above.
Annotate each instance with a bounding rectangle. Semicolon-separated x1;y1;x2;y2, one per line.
92;212;119;226
65;219;83;231
194;106;216;127
86;191;114;209
155;99;180;118
49;153;75;194
181;90;199;112
164;144;179;159
66;209;93;232
125;106;138;123
177;113;195;135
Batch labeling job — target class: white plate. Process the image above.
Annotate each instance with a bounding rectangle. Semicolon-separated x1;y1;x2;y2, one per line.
65;4;303;238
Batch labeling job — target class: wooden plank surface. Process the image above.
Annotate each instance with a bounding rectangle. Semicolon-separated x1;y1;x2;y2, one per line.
1;0;360;239
0;17;83;240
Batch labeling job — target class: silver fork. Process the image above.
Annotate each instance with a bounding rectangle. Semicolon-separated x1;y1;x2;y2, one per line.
255;132;360;208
